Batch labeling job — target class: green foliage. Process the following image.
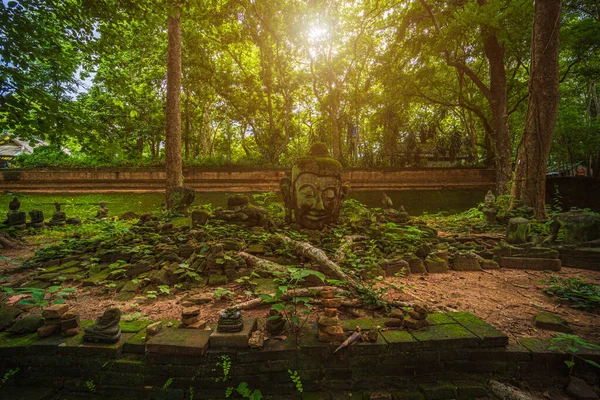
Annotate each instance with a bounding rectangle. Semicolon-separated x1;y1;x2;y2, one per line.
288;370;303;393
213;287;234;300
260;269;324;336
549;333;600;373
0;286;76;309
1;368;20;387
544;276;600;310
86;380;96;393
163;377;173;389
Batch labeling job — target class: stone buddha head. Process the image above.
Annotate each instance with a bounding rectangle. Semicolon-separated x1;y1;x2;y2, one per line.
280;143;348;230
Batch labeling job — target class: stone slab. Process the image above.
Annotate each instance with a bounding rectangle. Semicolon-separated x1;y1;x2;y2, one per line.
26;334;68;355
496;256;561;271
146;328;211;356
446;312;508;347
59;332;133;358
210;318;257;348
409;323;479;349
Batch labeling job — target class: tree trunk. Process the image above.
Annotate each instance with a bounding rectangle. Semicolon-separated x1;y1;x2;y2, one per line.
510;0;562;219
184;86;190;160
483;33;512;195
165;1;183;209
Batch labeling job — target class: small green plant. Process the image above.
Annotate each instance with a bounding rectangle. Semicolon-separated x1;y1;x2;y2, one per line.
163;377;173;389
86;380;96;393
544;276;600;310
549;333;600;374
226;382;263;400
0;286;76;309
288;370;303;393
213;287;234;300
1;367;20;387
158;285;171;295
214;355;231;382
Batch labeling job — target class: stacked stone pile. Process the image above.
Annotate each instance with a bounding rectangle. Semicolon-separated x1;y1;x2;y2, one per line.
317;287;345;343
38;304;80;338
404;303;429;330
384;309;404;328
181;307;206;329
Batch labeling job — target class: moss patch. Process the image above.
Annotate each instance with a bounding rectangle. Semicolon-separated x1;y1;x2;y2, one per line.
0;332;39;348
120;319;152;333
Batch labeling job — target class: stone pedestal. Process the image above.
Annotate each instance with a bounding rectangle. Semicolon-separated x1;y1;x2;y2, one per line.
209;318;257;348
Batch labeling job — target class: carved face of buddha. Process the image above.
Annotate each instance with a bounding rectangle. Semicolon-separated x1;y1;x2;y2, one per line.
293;173;342;230
280;143;347;230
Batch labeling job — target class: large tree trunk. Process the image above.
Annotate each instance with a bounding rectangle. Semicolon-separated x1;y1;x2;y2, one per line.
483;33;512;195
510;0;562;219
165;1;183;209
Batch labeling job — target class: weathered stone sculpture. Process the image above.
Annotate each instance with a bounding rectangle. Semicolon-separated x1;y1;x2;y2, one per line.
95;201;109;220
28;210;45;229
213;194;269;228
480;190;498;225
280;143;348;230
542;209;600;246
191;209;210;228
83;308;121;343
381;192;410;223
167;186;195;215
217;307;244;332
506;217;530;245
47;202;66;227
5;197;26;229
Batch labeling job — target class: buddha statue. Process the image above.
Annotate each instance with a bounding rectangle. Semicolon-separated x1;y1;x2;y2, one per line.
217;307;244;332
280;143;348;230
5;197;26;230
83;308;121;343
95;201;109;220
47;202;66;227
480;190;498;225
28;209;45;229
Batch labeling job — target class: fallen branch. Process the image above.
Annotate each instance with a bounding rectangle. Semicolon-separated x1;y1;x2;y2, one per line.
278;235;361;290
237;252;287;275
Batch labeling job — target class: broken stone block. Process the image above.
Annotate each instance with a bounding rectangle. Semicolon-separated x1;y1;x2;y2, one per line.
534;312;572;333
452;252;482;271
566;376;599;400
42;304;69;319
425;255;449;273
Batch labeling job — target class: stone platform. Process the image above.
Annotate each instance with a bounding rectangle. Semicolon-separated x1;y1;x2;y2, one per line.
0;312;598;400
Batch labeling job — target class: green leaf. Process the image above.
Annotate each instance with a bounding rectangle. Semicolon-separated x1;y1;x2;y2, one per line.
564;360;575;368
584;359;600;369
272;303;286;312
53;298;66;304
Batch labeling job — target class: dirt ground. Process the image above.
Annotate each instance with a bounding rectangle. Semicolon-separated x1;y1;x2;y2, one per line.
1;243;599;345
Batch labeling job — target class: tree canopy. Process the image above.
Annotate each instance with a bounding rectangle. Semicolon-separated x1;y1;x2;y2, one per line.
1;0;599;183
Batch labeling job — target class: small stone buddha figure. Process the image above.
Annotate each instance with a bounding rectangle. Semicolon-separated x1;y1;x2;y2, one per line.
5;197;26;230
95;201;109;220
280;143;348;230
28;209;45;229
217;307;244;332
480;190;498;225
47;202;66;227
83;308;121;343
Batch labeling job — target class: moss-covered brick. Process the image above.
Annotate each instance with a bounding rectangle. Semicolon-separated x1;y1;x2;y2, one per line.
391;390;425;400
445;312;508;347
410;323;479;349
341;318;389;331
124;329;147;354
0;332;40;356
418;382;457;400
534;312;572;333
381;329;418;352
426;313;455;325
26;334;68;355
302;392;331;400
454;380;489;398
59;332;133;358
518;337;566;362
120;319;152;333
82;269;112;286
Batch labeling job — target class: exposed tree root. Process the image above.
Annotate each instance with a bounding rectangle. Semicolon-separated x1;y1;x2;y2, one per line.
237;252;287;275
335;235;368;262
0;234;18;249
